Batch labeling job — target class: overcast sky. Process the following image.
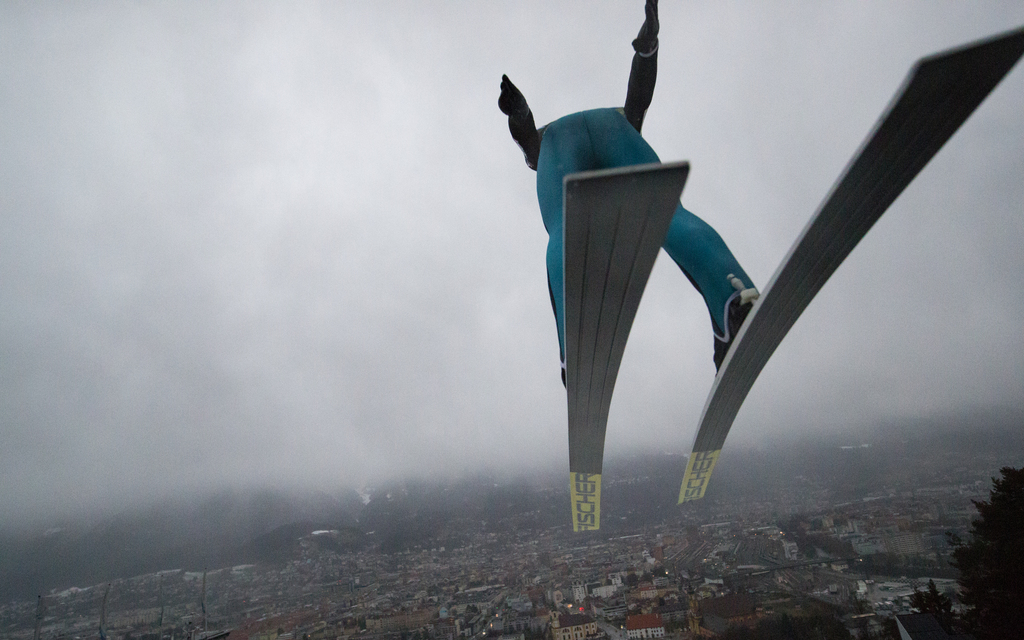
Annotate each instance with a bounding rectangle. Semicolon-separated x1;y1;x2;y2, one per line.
2;1;1023;523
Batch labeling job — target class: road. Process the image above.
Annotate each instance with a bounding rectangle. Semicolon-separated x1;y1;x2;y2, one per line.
596;619;627;640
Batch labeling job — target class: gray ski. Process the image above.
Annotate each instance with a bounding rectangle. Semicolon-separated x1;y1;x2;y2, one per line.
681;25;1024;503
564;161;690;530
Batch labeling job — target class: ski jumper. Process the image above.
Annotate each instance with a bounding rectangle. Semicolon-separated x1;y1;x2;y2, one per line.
500;0;756;378
536;107;754;371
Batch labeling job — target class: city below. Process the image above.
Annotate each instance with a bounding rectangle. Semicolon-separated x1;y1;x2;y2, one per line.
3;418;1022;640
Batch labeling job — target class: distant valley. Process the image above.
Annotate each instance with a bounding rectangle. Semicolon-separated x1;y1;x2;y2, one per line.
2;409;1021;603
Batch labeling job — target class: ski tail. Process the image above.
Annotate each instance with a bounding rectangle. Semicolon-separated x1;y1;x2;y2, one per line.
570;472;602;532
678;449;721;503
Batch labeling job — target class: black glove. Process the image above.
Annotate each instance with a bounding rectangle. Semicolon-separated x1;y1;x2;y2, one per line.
632;0;659;55
498;74;541;170
499;74;531;120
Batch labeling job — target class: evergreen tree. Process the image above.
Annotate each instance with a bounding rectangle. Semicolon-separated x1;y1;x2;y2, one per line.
719;613;851;640
909;579;954;632
948;466;1024;639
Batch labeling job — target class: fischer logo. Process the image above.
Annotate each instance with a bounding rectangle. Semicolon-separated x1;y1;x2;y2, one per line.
680;450;720;501
571;473;600;531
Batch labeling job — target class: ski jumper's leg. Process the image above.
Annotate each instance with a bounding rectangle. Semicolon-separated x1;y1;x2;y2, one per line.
588;109;756;338
536;112;597;376
662;207;755;338
536;109;663;373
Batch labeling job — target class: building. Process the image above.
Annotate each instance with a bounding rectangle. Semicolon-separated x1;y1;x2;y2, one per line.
370;609;435;632
434;620;459;640
551;613;598;640
572;581;587;603
591;598;627;620
652;601;688;623
625;614;664;639
884;532;926;556
700;594;758;635
490;614;533;635
895;613;967;640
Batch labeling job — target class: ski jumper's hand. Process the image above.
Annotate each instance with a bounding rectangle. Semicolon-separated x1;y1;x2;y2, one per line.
625;0;659;133
632;0;659;55
499;74;530;119
500;74;541;170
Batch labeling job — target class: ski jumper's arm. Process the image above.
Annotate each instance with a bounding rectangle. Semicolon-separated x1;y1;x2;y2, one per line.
624;0;659;133
499;74;542;171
